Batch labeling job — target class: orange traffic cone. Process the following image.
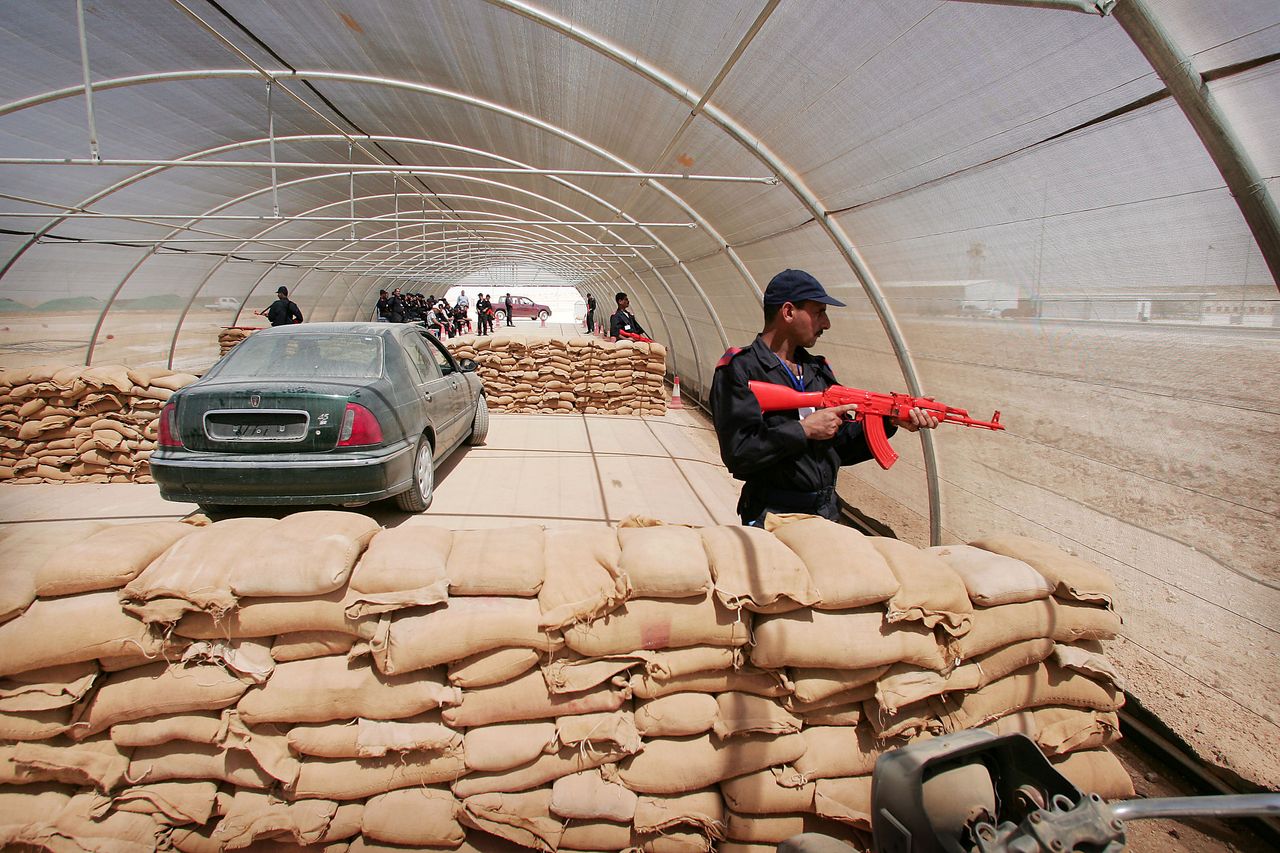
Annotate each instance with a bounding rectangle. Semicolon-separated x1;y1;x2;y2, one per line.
669;376;684;409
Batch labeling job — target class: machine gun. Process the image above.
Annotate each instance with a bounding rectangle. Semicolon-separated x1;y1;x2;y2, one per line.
846;730;1280;853
748;381;1004;470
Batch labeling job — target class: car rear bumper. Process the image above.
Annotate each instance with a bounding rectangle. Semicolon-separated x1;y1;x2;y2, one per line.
150;440;416;505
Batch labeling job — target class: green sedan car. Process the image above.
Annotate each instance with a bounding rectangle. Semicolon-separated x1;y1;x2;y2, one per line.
151;322;488;513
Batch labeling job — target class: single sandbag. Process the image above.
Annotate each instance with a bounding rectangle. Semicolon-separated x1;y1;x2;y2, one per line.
362;788;465;847
289;749;468;800
925;544;1054;606
128;740;274;789
1050;749;1134;799
870;537;972;636
718;769;815;814
0;590;164;677
764;514;900;608
751;606;945;671
700;525;819;614
788;666;887;706
232;511;379;598
970;534;1116;607
373;596;561;675
35;521;195;597
0;521;109;624
109;713;226;748
552;769;639;821
444;669;628;728
542;653;638;694
0;705;72;740
453;742;632;797
101;780;219;826
0;784;74;846
619;732;807;794
270;631;356;662
782;726;880;785
450;647;543;687
540;527;629;633
1052;641;1126;690
950;599;1121;660
0;662;99;712
983;706;1121;756
634;789;726;837
344;526;451;617
617;519;713;598
10;738;131;791
71;660;249;738
563;594;750;656
447;526;546;596
464;721;557;773
812;776;874;828
632;667;789;700
940;663;1125;730
237;655;460;724
714;693;803;739
461;789;564;853
636;693;720;737
176;588;366;639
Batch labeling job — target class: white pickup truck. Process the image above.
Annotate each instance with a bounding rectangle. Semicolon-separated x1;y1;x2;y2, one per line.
203;296;240;311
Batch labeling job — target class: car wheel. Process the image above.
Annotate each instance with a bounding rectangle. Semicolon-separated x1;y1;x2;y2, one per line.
494;309;506;323
395;435;435;512
537;309;549;321
467;395;490;446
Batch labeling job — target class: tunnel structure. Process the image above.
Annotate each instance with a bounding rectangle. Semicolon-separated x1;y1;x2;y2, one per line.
0;0;1277;791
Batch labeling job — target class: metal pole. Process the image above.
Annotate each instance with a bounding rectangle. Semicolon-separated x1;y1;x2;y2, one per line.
74;0;100;162
1111;0;1280;289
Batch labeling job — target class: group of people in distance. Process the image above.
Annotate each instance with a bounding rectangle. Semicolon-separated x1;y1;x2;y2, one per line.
375;289;521;338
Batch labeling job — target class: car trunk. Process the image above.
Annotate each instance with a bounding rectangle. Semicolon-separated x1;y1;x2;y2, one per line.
176;380;358;453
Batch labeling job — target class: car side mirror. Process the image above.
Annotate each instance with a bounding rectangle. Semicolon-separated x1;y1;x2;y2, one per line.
458;358;479;373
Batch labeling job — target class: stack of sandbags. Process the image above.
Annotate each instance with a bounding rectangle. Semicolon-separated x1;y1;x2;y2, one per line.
218;327;259;358
0;512;1130;852
445;335;668;415
0;364;198;485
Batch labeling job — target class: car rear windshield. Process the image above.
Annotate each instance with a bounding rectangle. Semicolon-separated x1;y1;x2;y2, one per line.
214;333;383;379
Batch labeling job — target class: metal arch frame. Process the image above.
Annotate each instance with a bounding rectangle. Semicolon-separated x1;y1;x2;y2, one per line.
0;69;743;354
484;0;946;542
1;81;724;388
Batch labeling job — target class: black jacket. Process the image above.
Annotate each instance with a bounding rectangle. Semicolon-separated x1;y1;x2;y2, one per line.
710;334;894;497
266;298;303;326
610;309;645;338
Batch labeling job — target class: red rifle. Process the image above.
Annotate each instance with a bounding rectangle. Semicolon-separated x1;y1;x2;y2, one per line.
617;330;655;343
748;380;1004;470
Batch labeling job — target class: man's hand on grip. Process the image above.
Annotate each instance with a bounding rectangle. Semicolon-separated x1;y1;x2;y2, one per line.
801;403;858;440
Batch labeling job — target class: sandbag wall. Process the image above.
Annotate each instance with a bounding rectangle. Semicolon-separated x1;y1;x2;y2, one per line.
0;511;1132;852
446;335;668;415
0;365;198;485
217;327;259;358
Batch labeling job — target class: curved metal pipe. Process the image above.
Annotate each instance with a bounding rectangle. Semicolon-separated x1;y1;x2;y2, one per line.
484;0;943;540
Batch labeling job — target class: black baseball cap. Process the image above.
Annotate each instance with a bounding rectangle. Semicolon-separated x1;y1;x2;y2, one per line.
276;286;288;296
763;269;845;307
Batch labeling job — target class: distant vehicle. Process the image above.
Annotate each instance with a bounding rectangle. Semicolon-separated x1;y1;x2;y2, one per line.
204;296;241;311
151;322;488;514
493;296;551;323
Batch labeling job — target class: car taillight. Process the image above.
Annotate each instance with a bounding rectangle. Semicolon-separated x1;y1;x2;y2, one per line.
337;403;382;446
158;402;183;447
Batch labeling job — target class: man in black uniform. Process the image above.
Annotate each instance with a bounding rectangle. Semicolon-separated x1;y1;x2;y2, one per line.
503;292;514;326
609;292;647;340
376;289;394;322
264;286;303;326
710;269;938;526
584;292;596;334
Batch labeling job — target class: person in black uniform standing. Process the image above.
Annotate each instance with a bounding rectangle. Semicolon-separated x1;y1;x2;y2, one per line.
503;292;515;326
710;269;938;526
609;292;646;339
263;286;303;326
584;292;596;334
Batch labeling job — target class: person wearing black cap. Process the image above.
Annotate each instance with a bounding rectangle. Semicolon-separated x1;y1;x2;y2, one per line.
710;269;938;526
609;292;647;340
263;286;303;326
